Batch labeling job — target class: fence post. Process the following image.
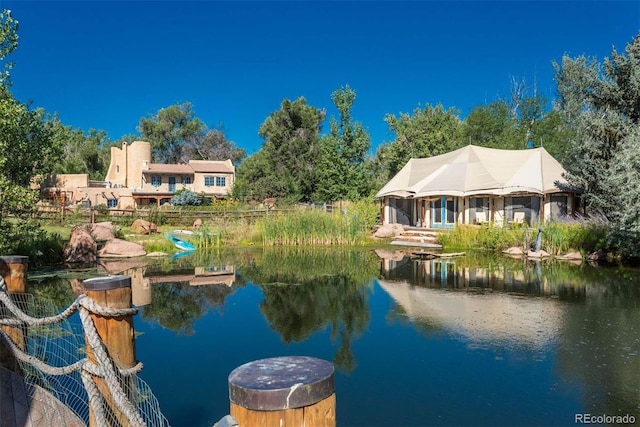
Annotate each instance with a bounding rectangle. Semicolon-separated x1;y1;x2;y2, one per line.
82;275;136;427
0;255;28;373
228;356;336;426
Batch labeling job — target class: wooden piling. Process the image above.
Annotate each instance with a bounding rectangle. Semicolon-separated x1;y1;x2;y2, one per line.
0;256;28;373
228;356;336;427
82;275;136;427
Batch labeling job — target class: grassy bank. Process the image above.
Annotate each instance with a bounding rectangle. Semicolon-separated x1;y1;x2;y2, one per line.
438;218;608;256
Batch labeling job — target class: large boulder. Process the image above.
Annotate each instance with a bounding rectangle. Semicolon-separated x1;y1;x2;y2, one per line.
87;221;119;241
373;223;405;239
98;239;146;258
64;226;97;263
131;219;158;235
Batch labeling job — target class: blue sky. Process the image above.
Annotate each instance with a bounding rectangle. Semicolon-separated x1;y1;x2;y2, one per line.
4;1;640;155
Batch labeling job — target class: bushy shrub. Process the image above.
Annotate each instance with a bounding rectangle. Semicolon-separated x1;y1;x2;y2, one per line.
94;204;109;215
210;197;239;211
347;198;380;230
0;220;64;267
171;189;201;206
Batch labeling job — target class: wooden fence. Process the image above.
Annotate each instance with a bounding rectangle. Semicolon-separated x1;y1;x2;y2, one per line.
36;204;338;226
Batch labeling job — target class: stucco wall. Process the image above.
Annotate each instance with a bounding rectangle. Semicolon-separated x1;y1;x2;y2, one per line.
104;140;151;188
127;141;151;189
192;172;234;195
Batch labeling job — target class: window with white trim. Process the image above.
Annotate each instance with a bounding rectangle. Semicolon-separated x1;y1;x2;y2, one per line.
151;176;162;187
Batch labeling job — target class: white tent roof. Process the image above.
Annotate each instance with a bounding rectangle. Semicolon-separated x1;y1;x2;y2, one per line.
375;145;570;198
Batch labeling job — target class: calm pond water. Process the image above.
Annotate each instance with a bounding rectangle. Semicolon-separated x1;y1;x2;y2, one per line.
31;248;640;427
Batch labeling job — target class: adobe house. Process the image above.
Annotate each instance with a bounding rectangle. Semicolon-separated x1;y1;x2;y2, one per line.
41;140;235;209
375;145;580;228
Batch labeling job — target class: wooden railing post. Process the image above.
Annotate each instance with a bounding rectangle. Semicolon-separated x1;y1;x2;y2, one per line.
82;275;136;427
228;356;336;427
0;255;28;373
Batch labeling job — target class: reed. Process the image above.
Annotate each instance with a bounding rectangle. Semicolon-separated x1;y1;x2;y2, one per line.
439;219;609;255
194;225;222;250
141;238;176;253
260;210;371;246
439;224;526;251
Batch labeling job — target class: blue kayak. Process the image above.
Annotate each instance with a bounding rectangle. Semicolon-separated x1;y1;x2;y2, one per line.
165;233;196;251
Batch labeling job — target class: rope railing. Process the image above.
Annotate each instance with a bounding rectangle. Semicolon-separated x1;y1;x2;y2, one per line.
0;273;170;427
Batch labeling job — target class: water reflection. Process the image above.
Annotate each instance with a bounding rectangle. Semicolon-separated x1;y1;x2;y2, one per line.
237;248;379;371
26;248;640;424
378;250;587;299
378;250;640;418
98;256;238;335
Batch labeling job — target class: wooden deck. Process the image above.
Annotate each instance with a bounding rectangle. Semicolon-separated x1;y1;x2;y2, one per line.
0;367;85;427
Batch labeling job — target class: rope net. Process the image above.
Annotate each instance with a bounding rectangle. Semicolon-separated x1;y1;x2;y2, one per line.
0;278;170;427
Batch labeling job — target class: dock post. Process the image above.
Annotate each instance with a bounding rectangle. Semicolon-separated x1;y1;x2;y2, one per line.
228;356;336;427
0;255;28;373
82;275;136;427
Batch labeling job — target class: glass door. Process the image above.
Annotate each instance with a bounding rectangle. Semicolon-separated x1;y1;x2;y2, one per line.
431;197;456;228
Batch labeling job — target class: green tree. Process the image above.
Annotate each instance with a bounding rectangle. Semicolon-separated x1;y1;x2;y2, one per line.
184;124;245;164
138;102;205;163
463;90;571;163
50;121;111;179
554;32;640;256
315;85;371;202
0;9;60;254
0;9;18;86
463;100;523;148
378;104;462;179
238;97;324;202
138;103;245;166
608;127;640;257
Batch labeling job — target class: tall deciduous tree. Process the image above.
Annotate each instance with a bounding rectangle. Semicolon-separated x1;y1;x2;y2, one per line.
50;121;111;180
0;9;60;252
138;103;245;165
554;32;640;256
0;9;18;87
315;85;371;201
236;97;324;202
463;93;572;163
377;104;462;179
184;123;245;164
463;100;523;149
138;102;205;163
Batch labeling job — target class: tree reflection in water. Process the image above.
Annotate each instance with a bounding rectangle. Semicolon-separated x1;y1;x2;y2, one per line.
133;253;239;335
237;247;379;371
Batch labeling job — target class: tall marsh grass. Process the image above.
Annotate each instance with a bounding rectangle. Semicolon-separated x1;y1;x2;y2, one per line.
438;224;526;251
260;210;372;246
439;218;608;255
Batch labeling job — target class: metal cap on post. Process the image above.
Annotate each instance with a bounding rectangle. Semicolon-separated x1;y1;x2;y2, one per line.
83;275;131;291
228;356;336;426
